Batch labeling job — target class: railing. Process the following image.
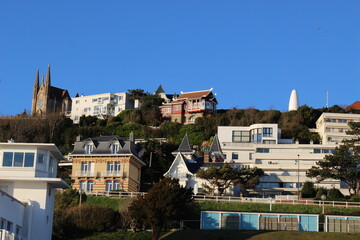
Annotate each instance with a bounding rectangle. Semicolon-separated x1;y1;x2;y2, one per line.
83;191;360;208
101;171;125;177
75;171;97;177
0;229;26;240
87;191;146;198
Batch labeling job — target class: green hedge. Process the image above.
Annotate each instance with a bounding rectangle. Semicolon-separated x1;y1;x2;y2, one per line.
84;196;133;211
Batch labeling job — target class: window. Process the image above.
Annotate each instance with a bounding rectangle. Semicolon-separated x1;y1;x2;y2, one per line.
115;162;121;172
232;153;239;160
80;181;87;191
249;153;253;160
76;100;80;104
106;181;113;192
92;98;98;102
48;157;54;172
81;162;90;173
107;162;114;172
338;119;347;123
37;153;45;164
114;181;120;190
263;128;273;137
118;96;123;101
87;181;94;192
2;152;35;167
251;128;262;143
256;148;269;153
0;218;6;229
6;221;13;232
111;144;119;154
85;144;93;154
188;116;197;123
263;140;276;144
232;131;250;143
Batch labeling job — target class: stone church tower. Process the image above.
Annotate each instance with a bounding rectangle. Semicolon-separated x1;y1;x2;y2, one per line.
31;65;72;115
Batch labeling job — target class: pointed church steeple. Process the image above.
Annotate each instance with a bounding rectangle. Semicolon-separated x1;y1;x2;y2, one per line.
45;64;51;86
209;134;222;154
175;134;192;153
34;69;39;89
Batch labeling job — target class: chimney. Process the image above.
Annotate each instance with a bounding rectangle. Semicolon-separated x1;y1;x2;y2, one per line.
129;131;135;143
76;135;81;142
203;150;210;163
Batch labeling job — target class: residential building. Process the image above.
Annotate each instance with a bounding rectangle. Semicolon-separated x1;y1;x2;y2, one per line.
346;101;360;113
31;65;72;116
164;134;224;195
153;85;178;104
69;135;145;193
218;124;341;195
0;141;69;240
159;88;217;124
70;92;134;123
311;112;360;145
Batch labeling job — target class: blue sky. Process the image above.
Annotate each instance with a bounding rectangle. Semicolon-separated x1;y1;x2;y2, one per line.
0;0;359;115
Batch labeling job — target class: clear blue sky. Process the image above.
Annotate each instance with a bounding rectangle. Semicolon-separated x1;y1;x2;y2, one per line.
0;0;359;115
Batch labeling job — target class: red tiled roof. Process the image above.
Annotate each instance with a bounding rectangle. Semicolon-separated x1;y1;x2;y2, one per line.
178;90;212;99
346;101;360;110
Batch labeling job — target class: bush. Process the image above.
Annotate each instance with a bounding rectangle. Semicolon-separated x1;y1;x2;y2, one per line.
301;181;316;198
315;187;328;200
327;188;345;201
350;195;360;202
70;205;119;231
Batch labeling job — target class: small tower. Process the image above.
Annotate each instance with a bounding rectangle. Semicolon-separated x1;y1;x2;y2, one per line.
31;69;40;115
288;90;299;111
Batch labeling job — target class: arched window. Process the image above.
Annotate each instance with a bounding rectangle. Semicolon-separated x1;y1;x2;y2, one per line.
188;116;197;123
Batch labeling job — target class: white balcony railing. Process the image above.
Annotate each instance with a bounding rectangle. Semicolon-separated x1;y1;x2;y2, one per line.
0;229;26;240
75;171;97;177
101;171;126;177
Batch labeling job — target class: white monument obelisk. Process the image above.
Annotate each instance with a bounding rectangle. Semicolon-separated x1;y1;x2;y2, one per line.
288;90;299;111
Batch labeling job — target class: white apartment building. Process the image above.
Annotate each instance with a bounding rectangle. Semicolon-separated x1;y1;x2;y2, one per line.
0;141;69;240
218;124;341;195
311;112;360;145
70;92;134;123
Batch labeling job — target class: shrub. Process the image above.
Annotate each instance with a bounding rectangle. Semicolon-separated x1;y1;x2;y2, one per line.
315;187;328;200
350;195;360;202
301;181;316;198
327;188;345;201
68;205;120;232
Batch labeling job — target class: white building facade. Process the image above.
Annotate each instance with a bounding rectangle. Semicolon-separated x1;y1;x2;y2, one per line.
70;92;134;123
311;112;360;145
218;124;341;195
0;142;68;240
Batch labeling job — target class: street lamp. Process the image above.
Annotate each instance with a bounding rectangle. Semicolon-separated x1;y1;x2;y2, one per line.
297;154;300;200
321;194;327;214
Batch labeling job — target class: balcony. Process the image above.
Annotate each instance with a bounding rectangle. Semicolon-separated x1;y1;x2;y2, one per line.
101;171;126;177
75;171;97;177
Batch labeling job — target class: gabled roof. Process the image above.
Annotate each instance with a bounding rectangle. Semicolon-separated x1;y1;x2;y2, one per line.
173;134;193;154
178;89;213;100
164;152;194;177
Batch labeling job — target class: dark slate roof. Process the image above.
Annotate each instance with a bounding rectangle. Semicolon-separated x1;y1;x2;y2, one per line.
154;84;165;94
209;134;222;154
70;135;141;159
186;162;204;174
50;86;71;100
173;134;193;153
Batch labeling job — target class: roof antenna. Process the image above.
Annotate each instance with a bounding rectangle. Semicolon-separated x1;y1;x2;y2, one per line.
326;90;329;108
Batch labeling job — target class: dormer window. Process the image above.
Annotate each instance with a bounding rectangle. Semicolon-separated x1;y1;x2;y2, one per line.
111;144;119;154
85;144;93;154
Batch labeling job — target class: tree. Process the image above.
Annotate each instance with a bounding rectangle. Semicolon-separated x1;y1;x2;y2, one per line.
301;181;316;198
307;122;360;195
197;164;264;195
128;178;193;240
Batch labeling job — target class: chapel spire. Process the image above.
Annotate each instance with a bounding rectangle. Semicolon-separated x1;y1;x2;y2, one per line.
45;64;51;86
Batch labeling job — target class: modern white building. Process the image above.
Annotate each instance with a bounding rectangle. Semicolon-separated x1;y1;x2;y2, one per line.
310;112;360;145
218;124;341;195
70;92;134;123
0;141;69;240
